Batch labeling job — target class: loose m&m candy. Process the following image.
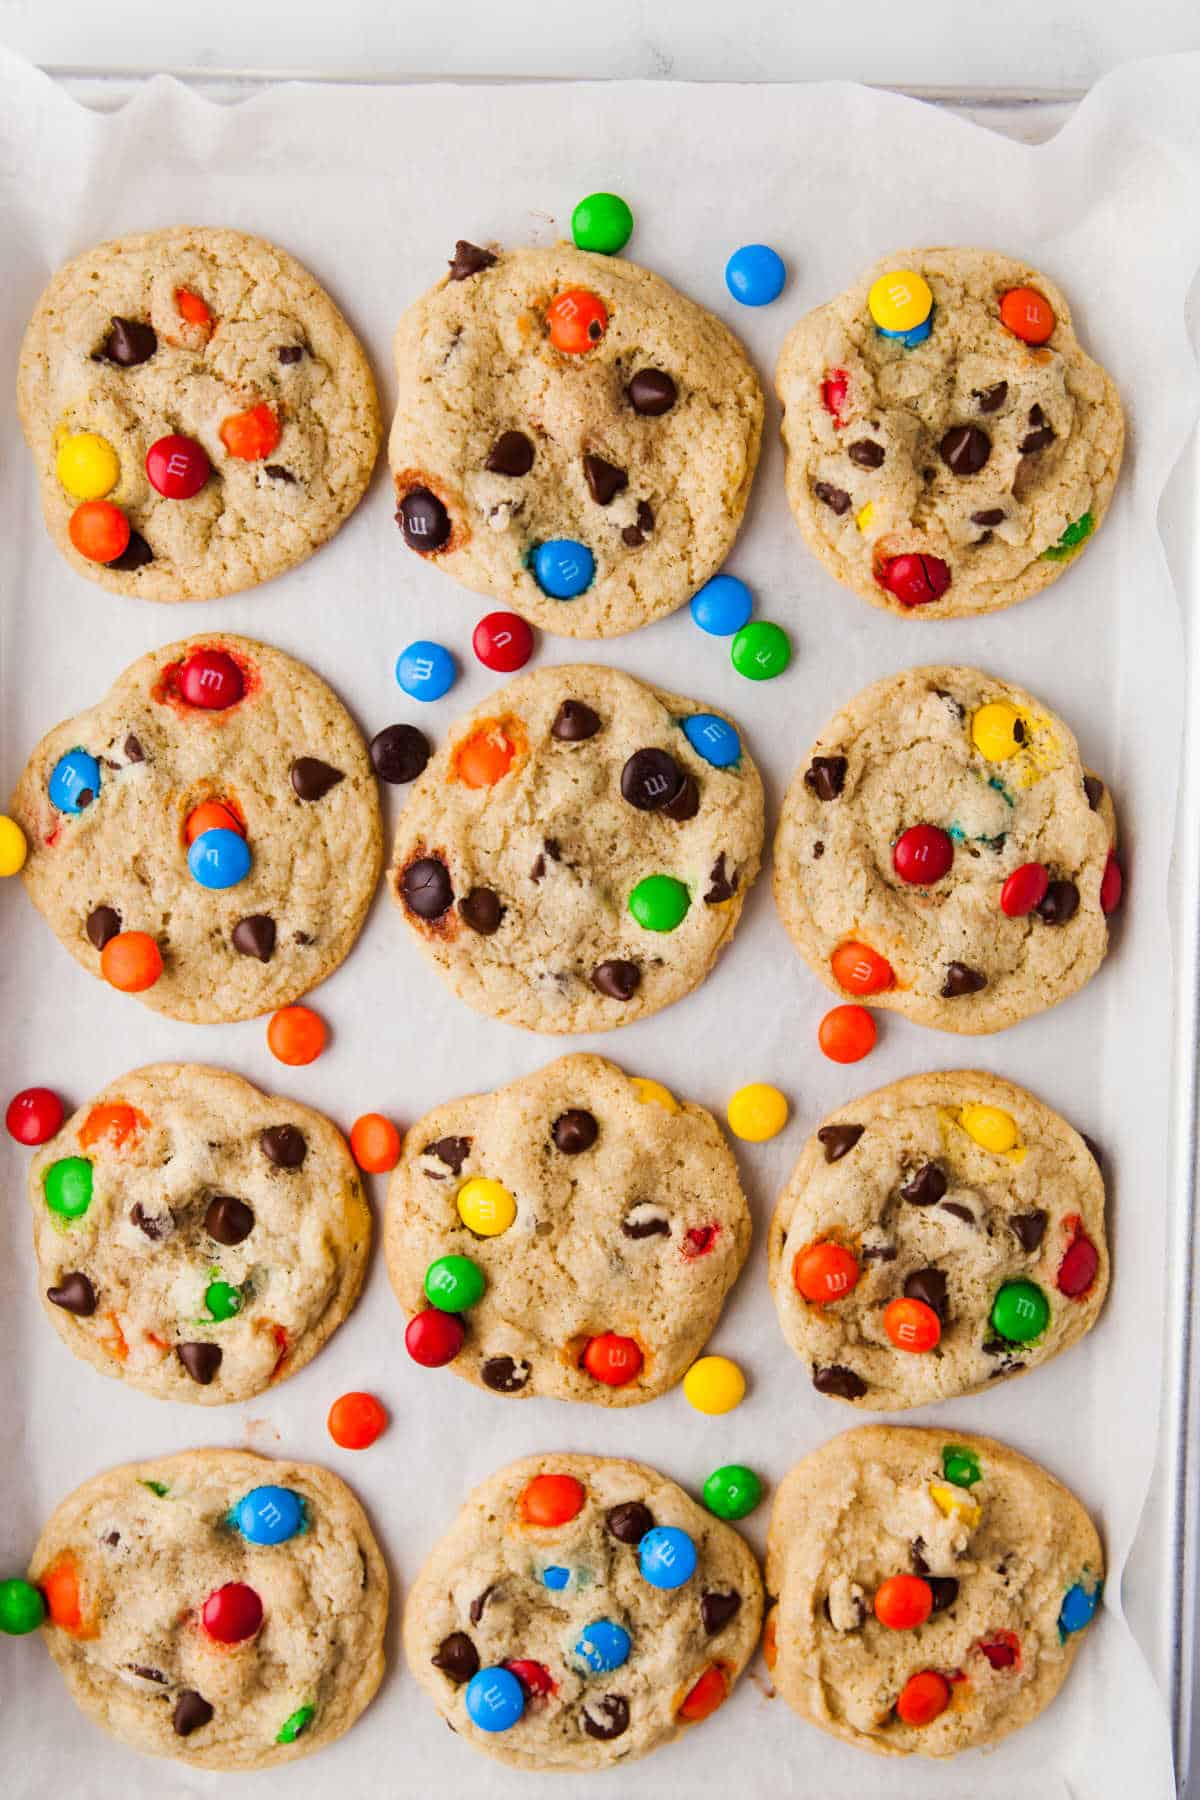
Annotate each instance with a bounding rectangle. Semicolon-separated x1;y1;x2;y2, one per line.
572;192;633;255
327;1391;387;1449
703;1465;762;1520
726;1083;787;1142
818;1005;876;1064
0;816;27;876
690;574;752;636
473;611;534;673
683;1355;745;1415
397;640;456;702
0;1577;45;1635
725;244;786;307
267;1006;326;1066
350;1113;402;1173
6;1086;63;1145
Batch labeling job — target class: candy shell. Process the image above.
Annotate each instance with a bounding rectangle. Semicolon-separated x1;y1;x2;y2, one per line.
0;816;27;876
683;1354;745;1415
466;1666;525;1732
533;539;595;599
49;750;100;815
702;1465;762;1521
234;1485;304;1546
572;192;633;255
690;574;752;636
731;620;790;681
726;1083;787;1142
638;1526;697;1590
396;640;456;702
725;244;786;307
681;714;740;768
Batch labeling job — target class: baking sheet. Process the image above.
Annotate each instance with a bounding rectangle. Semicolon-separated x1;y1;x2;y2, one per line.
3;49;1200;1799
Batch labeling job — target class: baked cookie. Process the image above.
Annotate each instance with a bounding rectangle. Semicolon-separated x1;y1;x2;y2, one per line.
390;665;763;1032
776;248;1124;618
384;1054;750;1404
764;1426;1103;1757
28;1064;370;1404
18;226;380;601
767;1071;1107;1409
388;241;763;637
773;666;1120;1032
12;634;382;1023
30;1449;387;1770
405;1453;762;1771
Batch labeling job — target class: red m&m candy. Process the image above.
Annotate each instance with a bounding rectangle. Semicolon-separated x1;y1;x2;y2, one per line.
893;825;953;885
821;368;849;423
505;1658;555;1696
1100;852;1123;914
146;434;211;500
6;1087;64;1145
201;1582;263;1644
473;612;534;673
178;649;245;710
1057;1231;1099;1298
405;1307;466;1367
877;554;951;608
1000;862;1049;917
582;1333;643;1386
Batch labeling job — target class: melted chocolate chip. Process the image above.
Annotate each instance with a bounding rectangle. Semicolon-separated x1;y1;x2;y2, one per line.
176;1342;222;1385
553;1109;598;1154
910;1537;930;1574
582;1695;630;1740
635;499;654;533
448;241;497;281
109;530;154;572
480;1355;529;1393
551;699;602;741
486;430;535;476
290;757;344;802
1084;774;1104;811
621;748;684;811
622;1206;670;1240
277;344;304;364
974;530;994;546
928;1577;959;1614
592;960;640;1001
1011;1210;1048;1253
804;756;847;801
848;439;886;469
371;723;430;784
812;1363;868;1400
941;961;987;997
903;1267;949;1322
47;1272;96;1316
232;915;275;961
606;1501;653;1544
1019;406;1056;454
430;1136;470;1173
459;887;504;934
817;1123;864;1164
704;853;737;904
940;424;991;475
264;464;296;483
432;1631;479;1682
861;1242;898;1264
583;453;628;505
397;487;451;552
814;481;852;515
975;381;1008;412
86;905;121;951
260;1125;307;1169
701;1591;741;1635
1036;879;1079;925
628;368;677;415
621;524;646;548
662;773;700;821
901;1162;947;1206
402;856;454;920
972;508;1006;526
469;1586;496;1624
130;1201;172;1241
130;1664;167;1683
173;1691;214;1737
102;316;157;366
123;734;145;763
940;1201;976;1225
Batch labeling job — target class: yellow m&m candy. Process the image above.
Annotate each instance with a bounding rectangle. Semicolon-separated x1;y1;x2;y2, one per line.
868;270;933;334
631;1077;679;1114
456;1176;516;1237
855;501;874;534
727;1083;788;1143
960;1104;1019;1155
970;702;1025;763
0;816;27;876
56;432;120;502
929;1481;982;1529
683;1355;746;1415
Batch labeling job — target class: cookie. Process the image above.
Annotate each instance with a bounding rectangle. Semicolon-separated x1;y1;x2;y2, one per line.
29;1449;387;1770
388;242;763;637
767;1071;1107;1409
773;665;1119;1032
17;226;380;601
776;248;1124;617
764;1426;1103;1757
12;634;382;1023
384;1054;751;1404
389;665;763;1032
405;1453;762;1771
28;1063;370;1404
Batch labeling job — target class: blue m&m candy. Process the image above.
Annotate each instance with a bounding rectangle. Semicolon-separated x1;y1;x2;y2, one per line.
188;827;251;890
725;244;786;307
396;640;456;702
574;1618;631;1673
49;749;100;814
465;1666;525;1732
533;539;595;599
1058;1580;1100;1636
638;1526;697;1590
234;1485;304;1546
542;1565;571;1591
682;714;740;768
690;574;752;636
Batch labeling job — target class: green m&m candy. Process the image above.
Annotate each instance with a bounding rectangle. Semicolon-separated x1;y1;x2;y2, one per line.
0;1577;45;1635
990;1278;1049;1343
44;1156;93;1220
731;620;791;682
629;875;690;933
703;1464;762;1522
571;192;633;256
205;1280;243;1322
941;1444;982;1490
277;1703;315;1744
424;1254;486;1313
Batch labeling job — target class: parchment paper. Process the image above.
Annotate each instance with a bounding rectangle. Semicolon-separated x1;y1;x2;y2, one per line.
2;48;1200;1800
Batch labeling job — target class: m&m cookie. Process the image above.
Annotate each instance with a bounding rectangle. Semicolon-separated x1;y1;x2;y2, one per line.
18;227;380;600
27;1064;370;1403
404;1454;762;1770
775;249;1124;617
765;1427;1103;1756
389;665;763;1032
29;1449;386;1768
384;1054;750;1404
773;667;1119;1032
388;243;763;637
11;635;381;1022
767;1071;1108;1408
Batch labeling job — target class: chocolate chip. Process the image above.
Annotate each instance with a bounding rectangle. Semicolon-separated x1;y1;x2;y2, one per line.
176;1342;222;1385
662;773;700;821
204;1194;255;1245
928;1577;959;1614
592;960;640;1000
606;1501;653;1544
480;1355;529;1392
817;1123;864;1163
1036;880;1080;925
86;905;121;951
1011;1210;1047;1253
621;524;646;547
123;735;145;763
277;344;304;364
940;1201;976;1225
583;1695;630;1740
1083;774;1105;811
628;369;677;415
130;1201;172;1241
260;1125;307;1169
371;723;431;784
430;1136;470;1173
130;1664;167;1683
551;700;602;742
397;487;451;552
971;508;1006;526
1082;1134;1103;1166
172;1691;214;1737
900;1162;947;1206
102;316;157;366
432;1631;479;1683
701;1591;741;1635
264;464;296;483
469;1586;496;1624
812;1363;867;1400
941;961;987;997
232;915;276;961
861;1242;898;1263
448;241;497;281
553;1109;598;1154
635;500;654;533
486;431;535;476
814;481;852;515
459;887;504;935
804;756;847;801
704;853;737;904
621;748;684;811
402;856;454;920
583;454;628;505
903;1267;948;1322
974;530;994;546
109;530;154;572
910;1537;929;1574
530;854;546;882
940;424;991;475
848;439;886;469
975;381;1008;412
47;1272;96;1316
1019;407;1056;454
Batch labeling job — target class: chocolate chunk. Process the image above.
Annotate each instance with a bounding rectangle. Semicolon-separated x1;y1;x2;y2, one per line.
901;1162;947;1206
606;1501;654;1544
910;1537;929;1574
123;735;145;763
264;464;296;483
553;1109;598;1154
86;905;121;951
277;344;304;364
940;1201;976;1224
401;856;454;920
1011;1209;1047;1253
485;430;535;476
621;748;684;811
480;1355;529;1393
583;1695;630;1740
848;439;886;469
804;756;847;801
941;962;987;997
397;487;451;552
940;424;991;475
551;700;602;742
704;853;737;904
971;508;1006;526
432;1631;479;1682
47;1272;96;1316
448;241;497;281
583;453;628;505
817;1123;864;1163
814;481;852;515
530;854;547;882
176;1342;222;1385
371;723;431;784
130;1201;172;1241
861;1242;898;1264
661;773;700;821
459;887;504;935
635;500;655;533
621;524;646;547
592;960;640;1000
903;1266;949;1322
232;915;276;961
109;530;154;572
1036;879;1079;925
928;1577;959;1614
172;1691;214;1737
430;1136;470;1173
622;1207;670;1240
1019;406;1056;454
812;1363;868;1400
102;316;157;366
628;369;677;415
469;1586;496;1624
260;1125;307;1169
701;1590;741;1635
974;530;994;546
975;381;1008;412
1084;774;1104;811
1082;1134;1103;1166
130;1664;167;1683
204;1194;255;1245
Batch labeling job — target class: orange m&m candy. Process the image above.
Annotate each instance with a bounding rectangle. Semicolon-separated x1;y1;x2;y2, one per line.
818;1003;877;1063
999;286;1055;345
456;724;516;789
874;1574;934;1630
582;1333;643;1386
895;1668;951;1726
327;1390;388;1449
79;1102;143;1151
68;501;130;565
883;1296;942;1353
793;1241;860;1305
267;1005;327;1066
678;1662;728;1722
184;800;244;845
830;941;894;996
175;287;214;330
220;402;281;462
519;1472;586;1527
546;288;608;354
40;1553;93;1636
350;1113;402;1173
100;931;162;993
